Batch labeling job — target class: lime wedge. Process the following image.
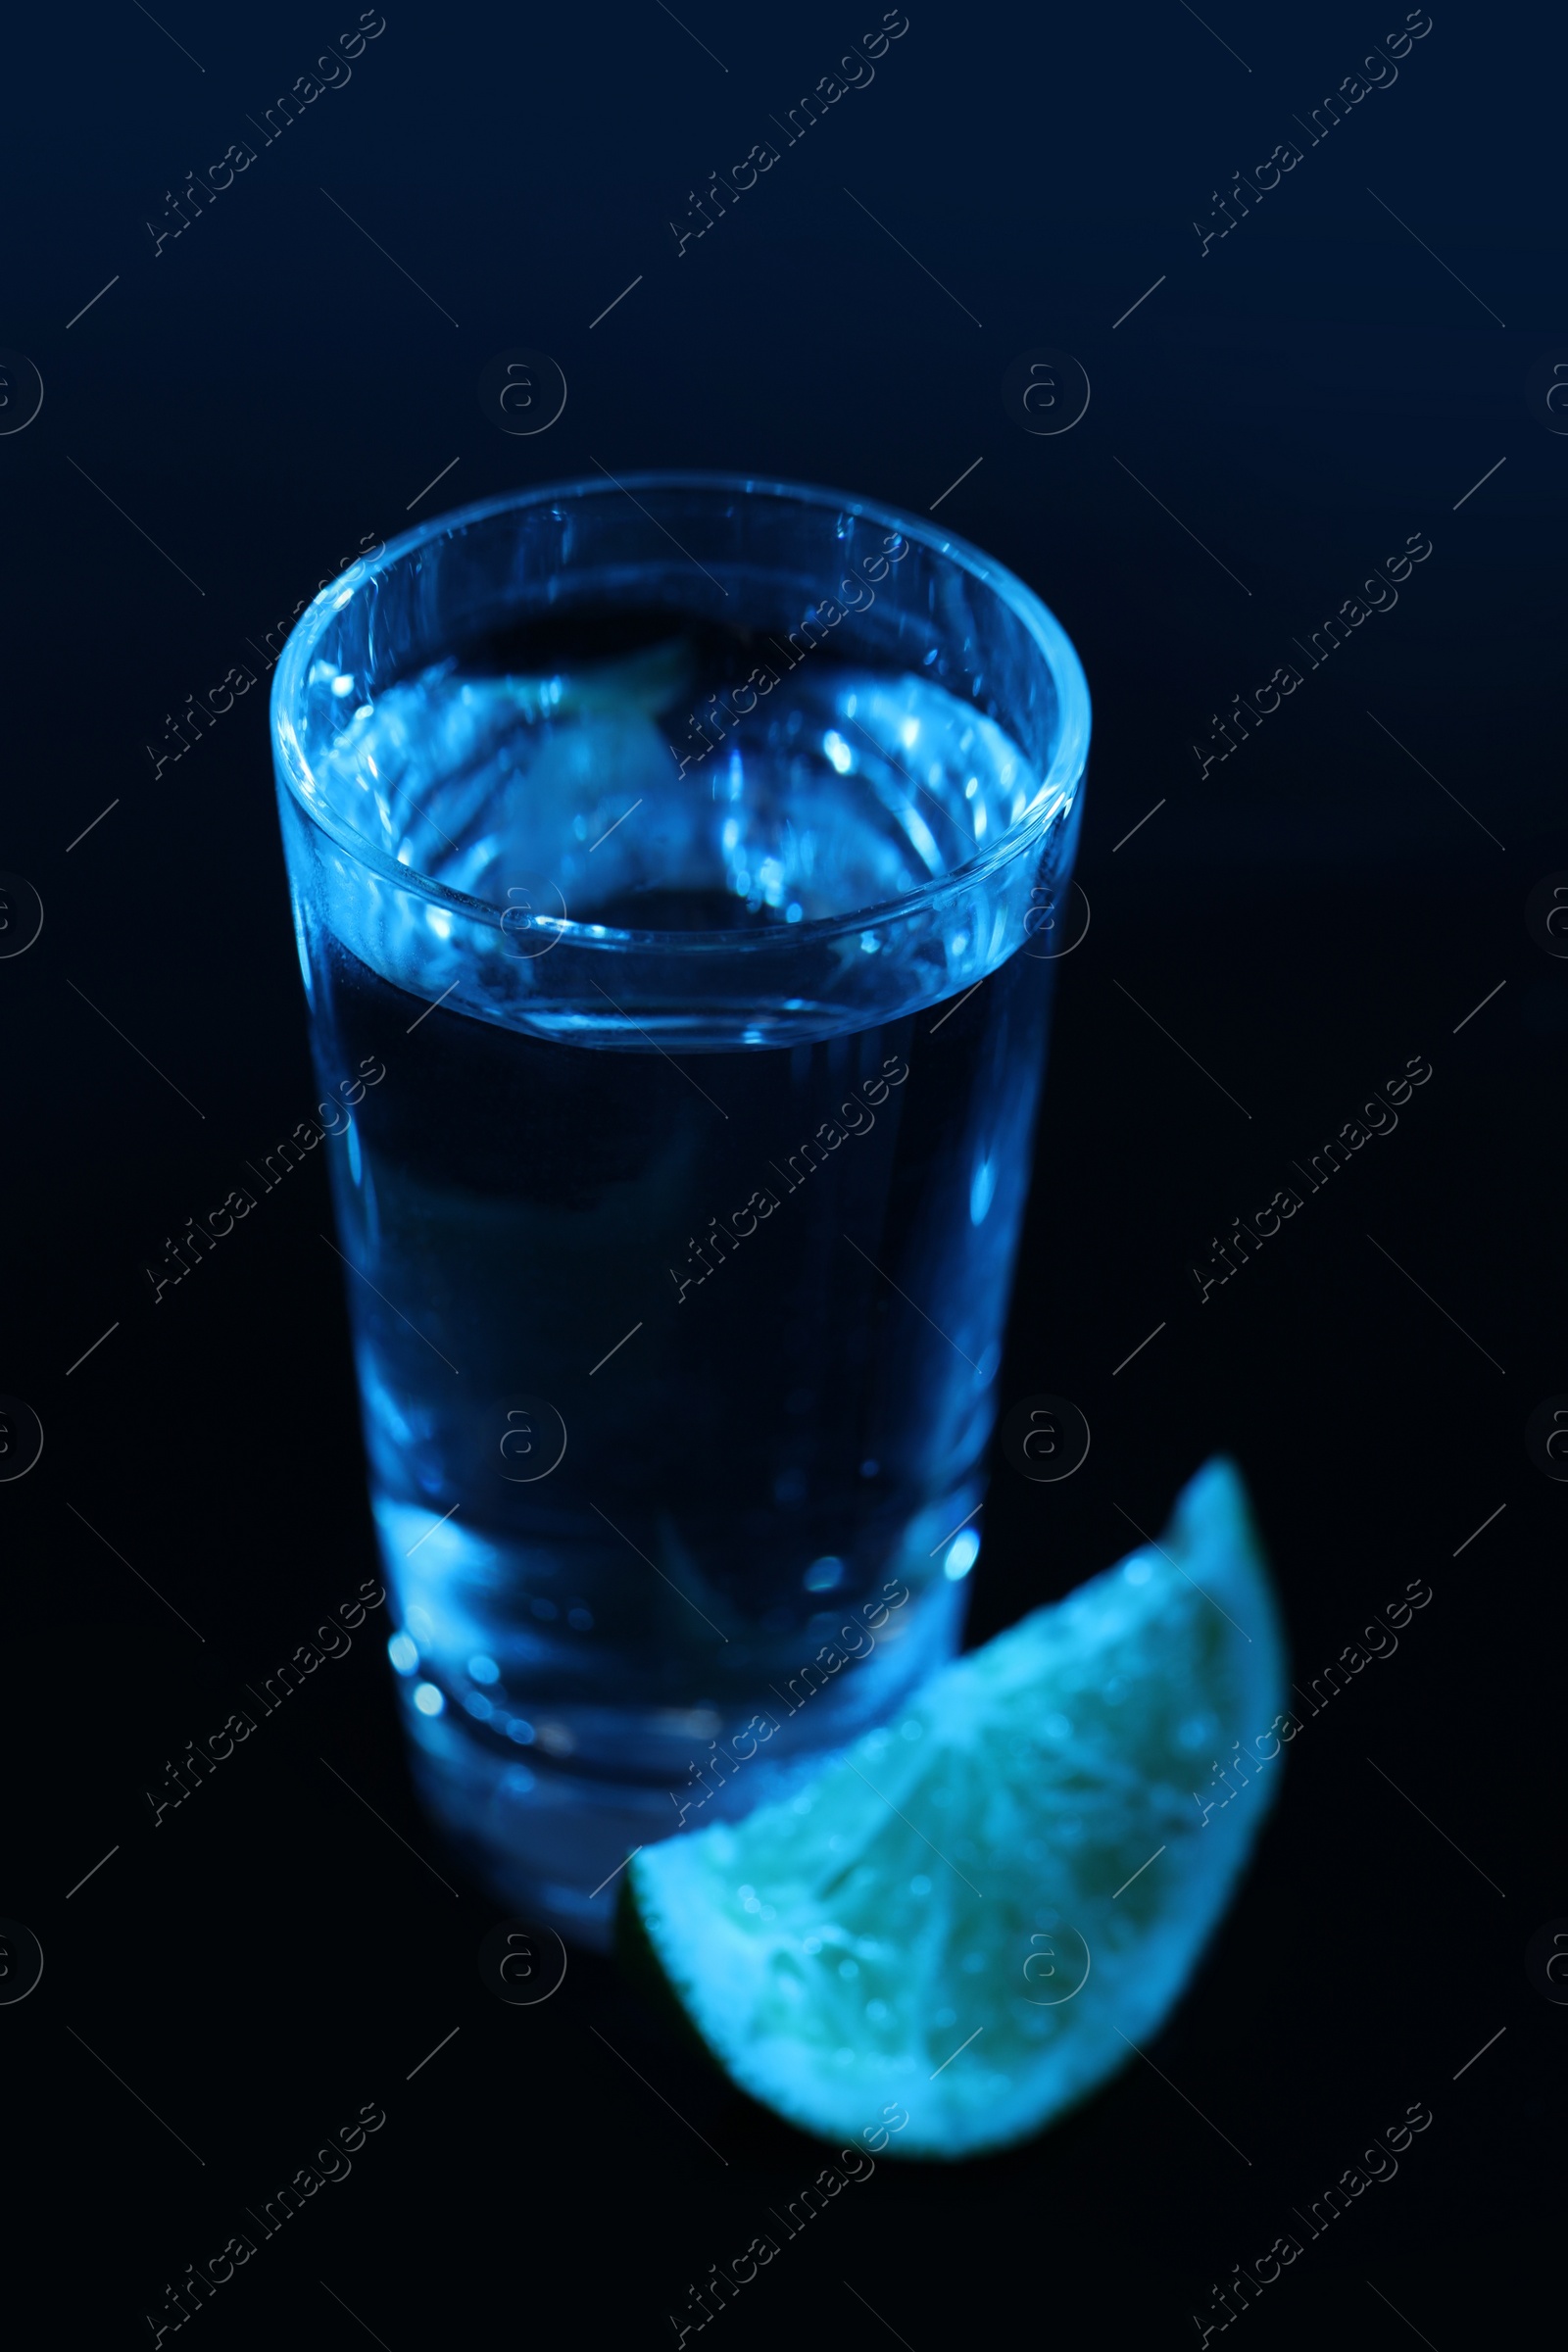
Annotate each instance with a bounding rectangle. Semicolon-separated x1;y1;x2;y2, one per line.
623;1458;1287;2158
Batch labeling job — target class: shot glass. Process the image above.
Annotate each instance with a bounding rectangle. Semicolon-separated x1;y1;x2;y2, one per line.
271;473;1090;1941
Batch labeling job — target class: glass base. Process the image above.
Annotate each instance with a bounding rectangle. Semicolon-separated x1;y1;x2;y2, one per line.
395;1570;969;1947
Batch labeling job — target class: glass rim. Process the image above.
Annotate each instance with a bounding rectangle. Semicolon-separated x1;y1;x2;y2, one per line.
270;468;1092;954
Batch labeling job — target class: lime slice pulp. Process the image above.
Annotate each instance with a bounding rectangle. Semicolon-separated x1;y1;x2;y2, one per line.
624;1457;1287;2158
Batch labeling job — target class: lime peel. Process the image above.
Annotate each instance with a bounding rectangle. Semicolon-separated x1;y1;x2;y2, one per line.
625;1457;1288;2158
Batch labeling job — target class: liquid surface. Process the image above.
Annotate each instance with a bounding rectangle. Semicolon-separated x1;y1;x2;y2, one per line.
297;613;1059;1047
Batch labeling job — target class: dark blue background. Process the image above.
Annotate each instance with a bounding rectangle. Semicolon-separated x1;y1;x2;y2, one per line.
2;3;1558;2344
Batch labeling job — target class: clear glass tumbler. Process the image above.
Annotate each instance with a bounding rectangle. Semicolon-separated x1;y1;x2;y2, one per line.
271;473;1090;1942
